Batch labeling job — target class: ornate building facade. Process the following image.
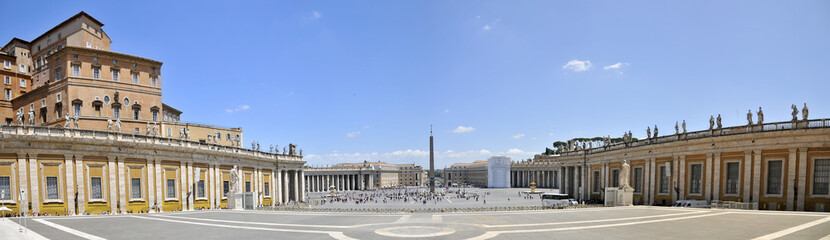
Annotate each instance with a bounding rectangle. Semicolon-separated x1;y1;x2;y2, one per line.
0;12;304;216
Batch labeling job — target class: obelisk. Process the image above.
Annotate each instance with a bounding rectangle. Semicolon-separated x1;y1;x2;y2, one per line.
429;125;435;194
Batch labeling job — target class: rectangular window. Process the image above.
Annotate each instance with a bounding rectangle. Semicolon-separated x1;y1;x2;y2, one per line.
659;166;669;193
611;169;619;188
113;107;120;119
73;65;79;76
197;180;205;198
152;111;158;122
3;76;9;85
135;127;139;134
151;77;157;87
91;177;103;199
19;64;26;73
245;181;251;192
46;176;59;200
133;109;139;120
132;73;138;84
4;89;10;101
813;159;830;195
264;182;270;196
592;171;600;193
223;180;229;197
2;60;9;69
634;167;643;193
74;104;81;116
93;68;100;78
0;176;10;200
57;106;62;119
167;179;176;198
726;162;740;194
55;69;62;81
766;160;783;195
690;164;702;194
131;177;142;199
112;70;119;81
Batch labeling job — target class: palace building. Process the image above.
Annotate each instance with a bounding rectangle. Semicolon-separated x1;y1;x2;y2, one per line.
304;161;426;193
0;12;305;216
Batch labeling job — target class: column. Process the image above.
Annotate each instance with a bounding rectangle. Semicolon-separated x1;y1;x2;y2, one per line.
64;154;75;215
108;156;117;213
283;170;289;202
270;170;276;206
299;170;305;201
276;169;283;203
679;155;686;200
705;153;713;201
118;157;127;213
17;153;28;215
28;154;40;214
180;162;187;211
600;164;606;199
207;164;214;210
672;157;679;202
713;153;721;201
752;150;761;204
155;159;163;212
649;159;656;205
147;159;155;212
563;166;569;196
797;148;807;211
743;151;752;202
369;174;374;189
293;170;299;201
644;158;651;205
75;155;85;214
786;148;797;210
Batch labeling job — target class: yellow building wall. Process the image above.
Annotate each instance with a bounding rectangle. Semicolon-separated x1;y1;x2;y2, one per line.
805;148;830;212
126;164;148;213
162;164;181;211
85;162;110;214
654;158;673;205
193;169;209;209
719;152;746;202
0;158;20;216
219;170;229;208
39;159;68;215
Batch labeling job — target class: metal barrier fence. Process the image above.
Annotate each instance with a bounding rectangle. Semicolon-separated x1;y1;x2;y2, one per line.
257;204;604;213
710;200;758;210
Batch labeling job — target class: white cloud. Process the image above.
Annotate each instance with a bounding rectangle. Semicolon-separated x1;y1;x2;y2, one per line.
311;11;322;20
603;62;629;70
453;126;476;133
476;16;481;19
482;25;491;31
562;59;592;72
225;105;250;113
507;148;527;154
346;131;360;138
512;134;525;139
363;125;371;129
444;109;450;113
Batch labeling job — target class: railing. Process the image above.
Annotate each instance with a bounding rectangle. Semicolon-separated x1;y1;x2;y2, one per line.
553;118;830;157
0;125;304;162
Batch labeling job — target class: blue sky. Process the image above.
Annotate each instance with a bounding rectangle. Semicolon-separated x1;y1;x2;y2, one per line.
3;1;828;169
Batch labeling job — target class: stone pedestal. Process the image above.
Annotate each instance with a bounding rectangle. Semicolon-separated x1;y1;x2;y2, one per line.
604;187;634;207
227;192;244;210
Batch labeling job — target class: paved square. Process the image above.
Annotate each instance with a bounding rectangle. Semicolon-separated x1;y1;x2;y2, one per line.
4;206;830;240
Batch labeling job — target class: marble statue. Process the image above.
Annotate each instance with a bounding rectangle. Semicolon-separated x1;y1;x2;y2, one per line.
64;115;71;128
628;131;633;142
179;128;184;138
289;144;296;155
229;166;239;193
709;115;715;130
73;115;79;128
791;104;799;121
152;124;158;136
146;123;152;135
252;142;256;150
107;118;113;131
184;128;190;139
746;110;753;125
114;119;122;132
17;110;24;125
717;114;722;129
256;141;261;151
802;103;809;120
283;146;287;154
757;107;764;125
682;120;687;133
27;110;34;126
299;149;303;156
646;127;651;139
675;121;679;135
653;125;658;138
270;144;274;153
620;160;631;189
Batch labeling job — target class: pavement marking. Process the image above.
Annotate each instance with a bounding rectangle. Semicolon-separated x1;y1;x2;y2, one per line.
751;216;830;240
396;215;411;223
481;210;703;228
375;226;456;238
446;199;453;204
820;232;830;240
329;232;360;240
155;214;350;228
32;219;107;240
467;212;729;240
432;215;442;223
0;219;49;240
130;215;344;235
210;210;404;217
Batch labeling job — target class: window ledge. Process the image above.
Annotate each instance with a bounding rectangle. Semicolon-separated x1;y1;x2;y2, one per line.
88;199;107;203
43;199;64;204
196;197;208;201
129;198;145;202
164;198;179;202
0;200;16;204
